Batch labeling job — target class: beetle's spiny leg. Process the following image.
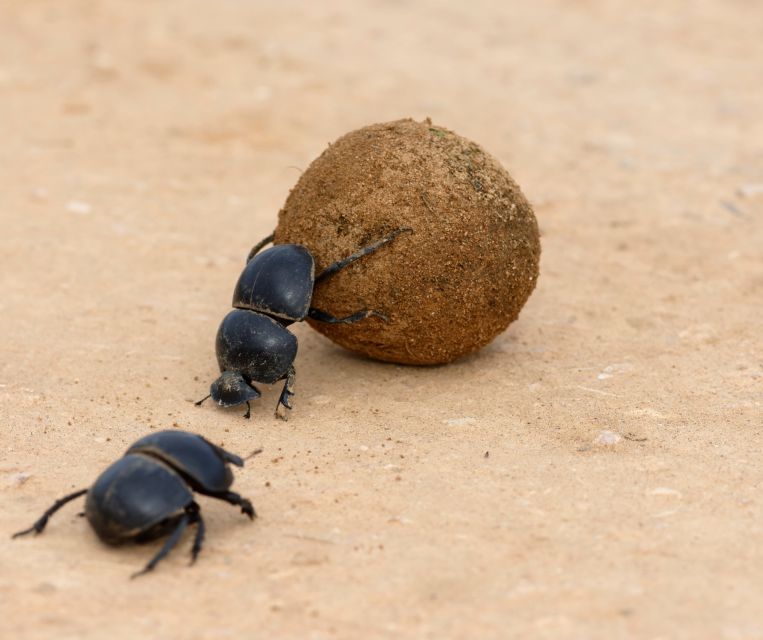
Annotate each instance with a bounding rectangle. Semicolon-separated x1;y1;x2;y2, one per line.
275;366;296;420
243;401;251;420
212;491;256;520
314;227;412;283
12;488;88;539
246;232;275;263
131;513;190;579
188;504;205;565
308;308;387;324
194;394;211;407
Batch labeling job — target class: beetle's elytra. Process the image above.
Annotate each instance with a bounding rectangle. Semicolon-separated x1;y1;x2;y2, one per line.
197;227;411;419
12;430;256;577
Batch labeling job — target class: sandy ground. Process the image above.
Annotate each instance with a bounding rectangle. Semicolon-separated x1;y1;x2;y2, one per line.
1;1;761;638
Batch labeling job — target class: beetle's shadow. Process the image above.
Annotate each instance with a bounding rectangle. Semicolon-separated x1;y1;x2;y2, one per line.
292;328;521;405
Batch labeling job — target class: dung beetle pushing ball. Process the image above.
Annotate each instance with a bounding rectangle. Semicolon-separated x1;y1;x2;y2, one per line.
12;430;256;577
196;227;411;419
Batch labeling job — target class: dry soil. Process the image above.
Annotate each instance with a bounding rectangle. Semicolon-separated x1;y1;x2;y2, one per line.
0;2;761;639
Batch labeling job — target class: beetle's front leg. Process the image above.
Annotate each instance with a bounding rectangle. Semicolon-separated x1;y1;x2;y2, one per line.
275;366;296;421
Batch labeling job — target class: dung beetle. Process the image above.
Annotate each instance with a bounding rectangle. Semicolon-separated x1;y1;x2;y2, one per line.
196;227;411;419
12;430;257;577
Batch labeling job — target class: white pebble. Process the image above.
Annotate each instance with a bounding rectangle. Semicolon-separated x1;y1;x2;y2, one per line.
594;430;621;446
737;183;763;198
6;472;32;487
597;363;634;380
443;417;476;426
66;200;92;215
649;487;682;497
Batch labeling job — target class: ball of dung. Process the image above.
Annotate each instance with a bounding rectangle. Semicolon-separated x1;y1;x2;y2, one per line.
274;118;540;365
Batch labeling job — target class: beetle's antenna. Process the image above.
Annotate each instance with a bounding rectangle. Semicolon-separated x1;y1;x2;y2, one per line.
195;395;210;407
244;448;264;461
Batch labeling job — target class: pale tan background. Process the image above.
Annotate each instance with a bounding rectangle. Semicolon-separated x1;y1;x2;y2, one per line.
1;1;761;638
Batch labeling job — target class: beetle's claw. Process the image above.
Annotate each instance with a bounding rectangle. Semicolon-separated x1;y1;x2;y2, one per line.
130;569;148;580
12;518;47;538
241;500;256;519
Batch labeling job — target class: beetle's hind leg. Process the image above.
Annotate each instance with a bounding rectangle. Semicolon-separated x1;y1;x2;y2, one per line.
12;489;88;538
275;366;296;421
131;512;191;579
246;232;275;262
188;503;205;565
308;308;388;324
210;491;256;519
314;227;412;283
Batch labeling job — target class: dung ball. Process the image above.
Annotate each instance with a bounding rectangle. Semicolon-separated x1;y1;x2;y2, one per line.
274;118;540;365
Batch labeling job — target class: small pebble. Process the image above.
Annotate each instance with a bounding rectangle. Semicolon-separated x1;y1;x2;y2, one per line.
649;487;682;498
66;200;92;215
443;417;476;426
597;363;634;380
6;471;32;487
594;430;621;446
736;183;763;198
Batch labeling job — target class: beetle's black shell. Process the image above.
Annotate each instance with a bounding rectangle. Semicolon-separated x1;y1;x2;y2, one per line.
216;309;298;384
85;454;192;545
232;244;315;322
126;430;239;495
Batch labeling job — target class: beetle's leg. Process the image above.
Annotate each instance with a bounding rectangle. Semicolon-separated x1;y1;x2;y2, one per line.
210;491;256;519
275;366;296;420
204;441;246;468
188;503;205;565
131;513;190;579
314;227;412;283
246;232;275;262
12;489;88;538
243;400;251;420
308;308;388;324
194;394;210;407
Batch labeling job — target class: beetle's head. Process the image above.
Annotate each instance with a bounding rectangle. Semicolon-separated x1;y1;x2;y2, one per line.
210;371;261;408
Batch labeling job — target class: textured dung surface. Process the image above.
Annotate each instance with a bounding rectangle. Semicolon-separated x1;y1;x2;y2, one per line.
275;119;541;364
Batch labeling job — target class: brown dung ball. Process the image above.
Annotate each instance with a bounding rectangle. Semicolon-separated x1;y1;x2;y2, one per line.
274;118;540;365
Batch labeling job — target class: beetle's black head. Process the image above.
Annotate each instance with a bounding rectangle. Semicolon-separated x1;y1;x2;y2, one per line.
210;371;261;408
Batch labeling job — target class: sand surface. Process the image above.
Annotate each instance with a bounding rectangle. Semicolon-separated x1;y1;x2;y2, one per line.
1;1;761;638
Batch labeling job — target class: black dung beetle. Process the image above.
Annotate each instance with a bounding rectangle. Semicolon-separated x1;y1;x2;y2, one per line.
12;430;257;577
196;227;411;419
